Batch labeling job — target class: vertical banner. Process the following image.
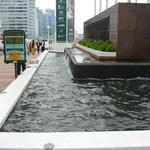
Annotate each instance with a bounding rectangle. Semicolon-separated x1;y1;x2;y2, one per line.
67;0;75;42
56;0;67;42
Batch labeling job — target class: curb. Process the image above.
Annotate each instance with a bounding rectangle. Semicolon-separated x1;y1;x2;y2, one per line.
0;51;48;129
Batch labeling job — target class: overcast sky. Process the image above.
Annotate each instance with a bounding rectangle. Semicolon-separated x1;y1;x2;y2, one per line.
36;0;148;34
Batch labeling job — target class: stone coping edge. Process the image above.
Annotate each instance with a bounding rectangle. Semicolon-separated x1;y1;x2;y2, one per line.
0;131;150;149
0;50;48;129
75;44;116;60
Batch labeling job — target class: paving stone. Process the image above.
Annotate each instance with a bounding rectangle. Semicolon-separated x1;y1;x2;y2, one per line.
0;51;41;91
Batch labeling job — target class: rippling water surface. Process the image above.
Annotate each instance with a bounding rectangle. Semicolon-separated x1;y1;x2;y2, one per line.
1;53;150;132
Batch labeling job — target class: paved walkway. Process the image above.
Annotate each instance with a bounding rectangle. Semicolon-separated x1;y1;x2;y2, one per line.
0;51;41;92
49;43;73;51
0;54;14;92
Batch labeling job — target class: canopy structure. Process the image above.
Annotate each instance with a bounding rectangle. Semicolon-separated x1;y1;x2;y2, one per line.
96;0;150;14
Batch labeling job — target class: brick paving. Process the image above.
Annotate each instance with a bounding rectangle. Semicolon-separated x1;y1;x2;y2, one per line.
0;51;41;92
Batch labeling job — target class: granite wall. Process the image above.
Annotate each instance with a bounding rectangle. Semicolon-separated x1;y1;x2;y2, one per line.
84;3;150;60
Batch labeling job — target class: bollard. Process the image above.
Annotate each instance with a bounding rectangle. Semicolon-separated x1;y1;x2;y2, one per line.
44;143;55;150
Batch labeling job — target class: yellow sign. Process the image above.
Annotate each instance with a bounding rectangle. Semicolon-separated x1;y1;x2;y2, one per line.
9;52;21;61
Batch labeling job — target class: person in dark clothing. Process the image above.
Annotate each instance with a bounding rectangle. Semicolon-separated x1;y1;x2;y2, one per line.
36;40;41;54
17;63;26;75
41;41;45;52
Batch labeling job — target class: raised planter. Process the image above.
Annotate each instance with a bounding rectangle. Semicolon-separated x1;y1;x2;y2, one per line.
74;43;116;60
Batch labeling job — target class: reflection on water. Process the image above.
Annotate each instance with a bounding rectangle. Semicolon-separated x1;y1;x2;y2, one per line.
1;53;150;132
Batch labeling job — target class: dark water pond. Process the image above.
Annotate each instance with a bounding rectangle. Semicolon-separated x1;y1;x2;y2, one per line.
1;53;150;132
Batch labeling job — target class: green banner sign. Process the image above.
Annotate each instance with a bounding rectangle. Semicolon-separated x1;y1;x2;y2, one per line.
3;30;26;64
56;0;66;42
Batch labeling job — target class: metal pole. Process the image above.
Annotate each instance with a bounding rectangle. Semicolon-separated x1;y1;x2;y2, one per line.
115;0;118;4
128;0;131;2
99;0;102;13
14;63;18;78
94;0;96;16
135;0;137;3
148;0;150;3
106;0;108;9
48;28;50;50
47;26;50;50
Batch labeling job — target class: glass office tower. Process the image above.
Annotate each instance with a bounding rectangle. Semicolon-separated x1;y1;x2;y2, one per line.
0;0;36;39
56;0;75;42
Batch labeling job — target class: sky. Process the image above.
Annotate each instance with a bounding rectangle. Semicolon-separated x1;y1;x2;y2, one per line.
36;0;148;34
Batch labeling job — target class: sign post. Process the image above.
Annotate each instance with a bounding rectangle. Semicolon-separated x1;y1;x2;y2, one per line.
3;30;26;78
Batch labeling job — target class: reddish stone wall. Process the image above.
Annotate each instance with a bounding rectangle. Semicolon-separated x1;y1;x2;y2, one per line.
84;3;150;60
117;3;150;60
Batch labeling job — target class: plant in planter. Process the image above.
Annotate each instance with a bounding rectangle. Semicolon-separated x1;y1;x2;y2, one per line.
79;39;116;52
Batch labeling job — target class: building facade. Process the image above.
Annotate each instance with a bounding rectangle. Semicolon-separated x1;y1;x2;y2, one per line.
0;0;36;39
84;3;150;60
36;7;44;39
44;9;55;40
36;8;55;40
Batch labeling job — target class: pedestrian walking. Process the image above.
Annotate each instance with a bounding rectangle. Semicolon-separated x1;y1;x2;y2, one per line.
17;63;26;76
29;42;32;54
31;40;35;55
41;40;45;52
36;40;41;54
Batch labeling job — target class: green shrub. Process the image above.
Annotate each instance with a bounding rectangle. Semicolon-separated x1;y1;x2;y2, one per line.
79;39;116;52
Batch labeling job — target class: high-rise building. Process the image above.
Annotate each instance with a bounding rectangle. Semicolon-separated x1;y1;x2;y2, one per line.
44;9;55;40
36;8;55;40
0;0;36;39
35;8;39;39
36;7;44;38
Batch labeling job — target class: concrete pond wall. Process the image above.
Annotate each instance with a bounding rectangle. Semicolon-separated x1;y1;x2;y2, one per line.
0;50;150;149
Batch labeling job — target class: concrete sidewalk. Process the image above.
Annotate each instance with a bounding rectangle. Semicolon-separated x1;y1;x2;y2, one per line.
49;43;73;51
0;51;41;92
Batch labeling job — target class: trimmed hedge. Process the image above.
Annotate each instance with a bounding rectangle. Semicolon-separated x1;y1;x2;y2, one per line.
79;39;116;52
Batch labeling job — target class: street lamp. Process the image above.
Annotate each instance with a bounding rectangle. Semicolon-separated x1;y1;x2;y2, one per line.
106;0;108;9
47;25;50;50
99;0;102;13
94;0;96;16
